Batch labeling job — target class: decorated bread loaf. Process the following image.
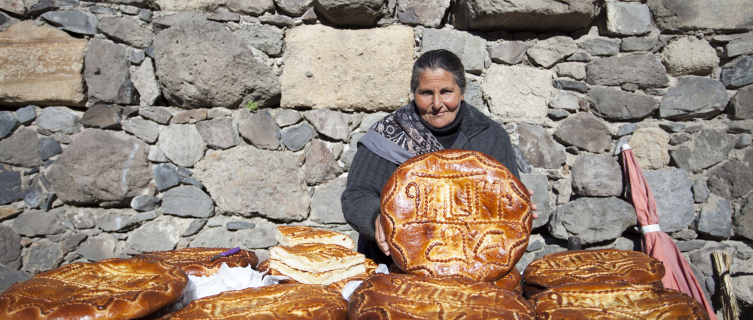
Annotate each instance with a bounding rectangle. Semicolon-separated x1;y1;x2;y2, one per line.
135;247;259;277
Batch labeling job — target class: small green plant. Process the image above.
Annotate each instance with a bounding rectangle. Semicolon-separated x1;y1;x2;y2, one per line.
244;101;259;112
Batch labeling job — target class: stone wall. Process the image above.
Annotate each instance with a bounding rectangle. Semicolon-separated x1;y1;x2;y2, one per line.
1;0;752;316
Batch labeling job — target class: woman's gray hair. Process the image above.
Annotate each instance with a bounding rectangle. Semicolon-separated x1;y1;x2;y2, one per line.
410;49;466;94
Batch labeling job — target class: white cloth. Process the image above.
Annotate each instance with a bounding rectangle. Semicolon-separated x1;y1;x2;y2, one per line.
641;224;661;234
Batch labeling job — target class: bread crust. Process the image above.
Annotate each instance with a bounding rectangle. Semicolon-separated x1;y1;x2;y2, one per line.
135;247;258;277
276;226;356;249
529;282;709;320
170;284;347;320
269;243;365;273
348;273;534;320
523;249;665;288
493;267;522;295
0;258;188;320
381;149;532;281
327;258;379;292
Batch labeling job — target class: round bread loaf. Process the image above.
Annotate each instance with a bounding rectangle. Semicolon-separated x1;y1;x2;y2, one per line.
529;282;709;320
381;149;532;281
135;247;258;277
494;267;523;295
0;258;188;320
523;249;665;289
171;284;347;320
349;273;534;320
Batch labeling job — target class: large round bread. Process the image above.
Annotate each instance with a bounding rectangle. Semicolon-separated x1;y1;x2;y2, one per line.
0;258;188;320
380;149;532;281
348;273;534;319
494;267;523;295
170;283;347;320
529;282;709;320
135;247;258;277
523;249;665;289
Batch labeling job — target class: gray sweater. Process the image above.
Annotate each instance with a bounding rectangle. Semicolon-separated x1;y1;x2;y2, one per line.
341;104;519;241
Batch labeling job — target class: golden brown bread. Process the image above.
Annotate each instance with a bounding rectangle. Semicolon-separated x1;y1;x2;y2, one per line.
493;267;523;295
276;226;356;249
170;284;347;320
529;282;709;320
348;273;534;320
327;258;379;292
269;243;365;272
380;149;532;282
0;258;188;320
523;249;665;288
135;247;258;277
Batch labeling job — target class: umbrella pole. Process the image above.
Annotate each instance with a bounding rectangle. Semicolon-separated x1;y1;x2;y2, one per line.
713;250;739;320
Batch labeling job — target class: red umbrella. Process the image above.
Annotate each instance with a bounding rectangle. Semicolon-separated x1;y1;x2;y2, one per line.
620;143;717;320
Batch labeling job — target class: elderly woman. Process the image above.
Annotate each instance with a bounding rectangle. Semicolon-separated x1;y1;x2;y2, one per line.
342;49;536;264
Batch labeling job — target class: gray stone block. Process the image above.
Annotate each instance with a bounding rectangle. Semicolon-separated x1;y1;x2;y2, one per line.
161;186;214;218
549;197;637;244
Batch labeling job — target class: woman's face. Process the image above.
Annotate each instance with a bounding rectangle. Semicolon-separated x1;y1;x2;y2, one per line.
414;68;464;129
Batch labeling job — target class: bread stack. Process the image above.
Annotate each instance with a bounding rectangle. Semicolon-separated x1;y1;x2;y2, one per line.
268;226;367;285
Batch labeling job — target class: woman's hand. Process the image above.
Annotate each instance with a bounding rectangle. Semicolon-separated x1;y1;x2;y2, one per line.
528;189;539;219
375;215;390;256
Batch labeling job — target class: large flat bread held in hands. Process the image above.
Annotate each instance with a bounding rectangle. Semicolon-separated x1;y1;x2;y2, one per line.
135;247;259;277
381;149;533;281
0;258;188;320
348;273;534;320
170;284;347;320
529;282;709;320
523;249;666;289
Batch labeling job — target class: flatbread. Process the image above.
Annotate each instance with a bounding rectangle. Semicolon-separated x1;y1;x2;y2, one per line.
0;258;188;320
269;243;364;273
381;149;532;281
275;226;355;249
135;247;258;277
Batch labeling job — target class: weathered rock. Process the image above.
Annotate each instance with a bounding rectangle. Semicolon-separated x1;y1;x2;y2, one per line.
314;0;386;27
0;129;42;167
0;264;29;292
732;85;753;120
194;146;309;221
604;2;652;36
97;210;140;232
233;24;284;57
155;20;280;108
15;106;36;125
452;0;603;32
0;0;26;15
670;129;734;173
37;107;80;134
586;54;669;88
129;57;161;107
726;121;753;134
553;78;589;93
282;25;412;111
271;109;302;127
161;185;214;218
484;65;555;119
616;124;637;137
85;39;139;105
571;154;622;197
628;128;670;170
89;5;117;14
153;163;180;192
139;107;172;124
0;225;20;268
23;240;62;274
359;112;389;132
692;179;711;203
648;0;753;32
239;110;280;150
696;195;732;238
121;118;159;144
555;62;586;80
172;109;207;124
659;77;729;120
520;172;550;229
281;122;316;152
195;118;239;150
621;37;660;52
589;87;659;121
37;137;61;161
726;36;753;58
305;140;342;186
76;233;116;261
131;195;159;212
226;221;256;231
226;0;275;16
63;233;87;252
24;174;54;211
721;56;753;89
0;112;17;139
98;17;153;48
46;129;151;206
275;0;313;16
549;197;637;245
0;166;23;205
304;109;349;142
488;41;528;65
258;14;295;27
661;37;718;76
734;194;753;241
12;209;66;237
157;125;206;167
708;149;753;199
182;219;206;237
127;216;180;252
191;218;277;249
554;113;611;153
644;169;694;233
578;38;620;57
208;12;241;22
152;12;209;33
517;123;566;169
396;0;449;28
81;105;122;129
527;36;577;68
41;10;98;35
310;176;347;224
